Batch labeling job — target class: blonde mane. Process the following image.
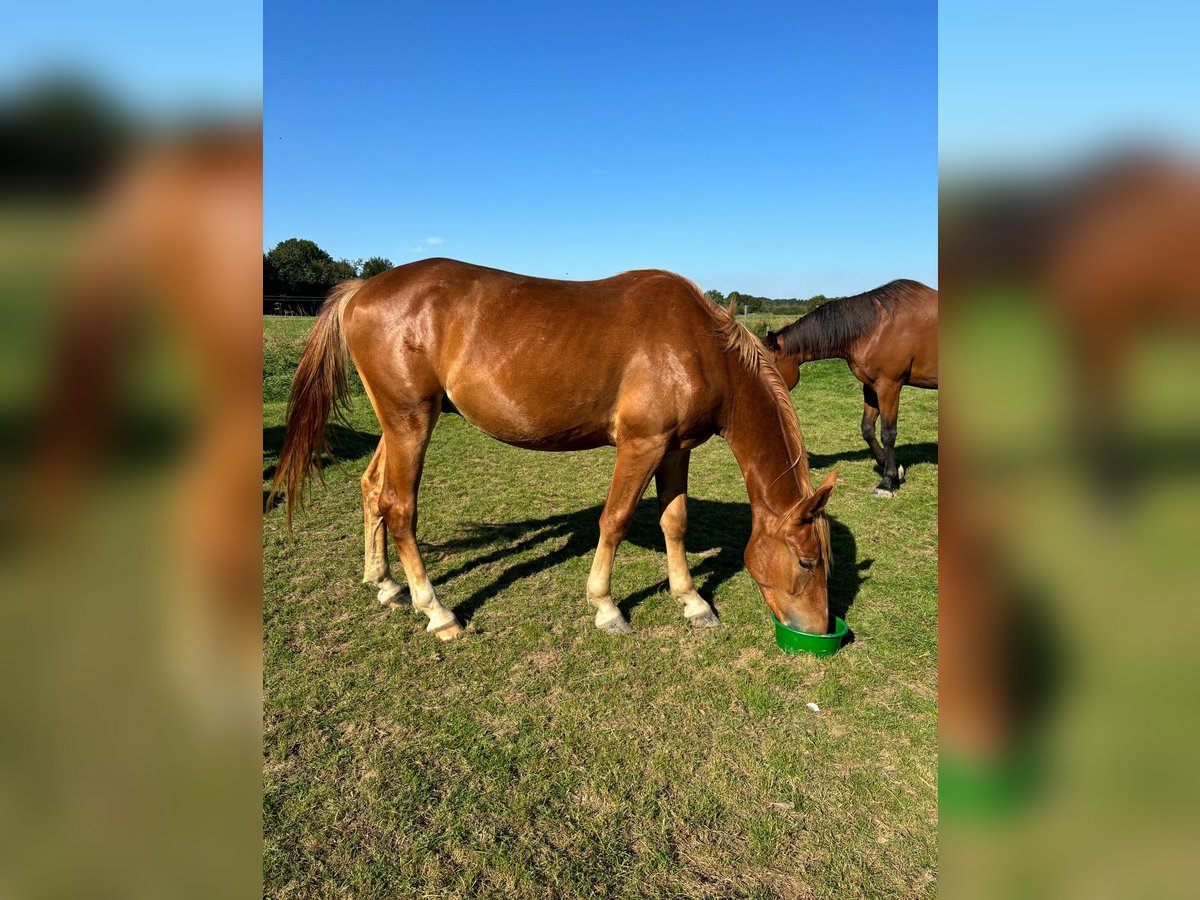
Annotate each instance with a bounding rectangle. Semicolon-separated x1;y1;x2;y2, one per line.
683;280;813;489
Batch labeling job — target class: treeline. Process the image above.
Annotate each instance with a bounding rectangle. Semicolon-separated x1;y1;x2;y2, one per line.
264;238;393;296
704;289;832;316
265;238;834;315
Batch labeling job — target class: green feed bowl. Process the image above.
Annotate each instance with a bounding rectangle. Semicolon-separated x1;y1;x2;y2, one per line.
772;615;848;656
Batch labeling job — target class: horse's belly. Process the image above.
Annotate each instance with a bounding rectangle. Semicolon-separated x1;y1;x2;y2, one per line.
446;385;614;451
909;355;939;388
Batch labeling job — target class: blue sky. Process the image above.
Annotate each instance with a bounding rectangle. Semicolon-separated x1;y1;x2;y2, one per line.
266;1;936;297
940;1;1200;172
1;2;261;115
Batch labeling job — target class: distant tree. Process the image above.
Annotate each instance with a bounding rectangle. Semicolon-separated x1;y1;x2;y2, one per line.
797;294;828;315
326;258;358;283
704;288;726;305
263;253;281;294
0;75;132;197
728;292;767;314
360;256;393;279
264;238;357;295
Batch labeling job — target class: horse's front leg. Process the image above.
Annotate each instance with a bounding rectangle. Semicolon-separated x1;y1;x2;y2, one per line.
655;450;719;627
586;438;667;634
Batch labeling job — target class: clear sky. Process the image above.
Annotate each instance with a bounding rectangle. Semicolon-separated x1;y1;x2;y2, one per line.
1;2;261;116
266;1;936;297
940;1;1200;173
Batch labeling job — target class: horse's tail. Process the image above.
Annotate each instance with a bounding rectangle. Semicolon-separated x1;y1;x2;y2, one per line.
267;279;365;527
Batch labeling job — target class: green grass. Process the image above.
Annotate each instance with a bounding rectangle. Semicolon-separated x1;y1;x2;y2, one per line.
263;315;938;898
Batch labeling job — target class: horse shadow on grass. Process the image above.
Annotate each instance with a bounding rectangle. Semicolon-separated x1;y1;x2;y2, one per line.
807;440;939;475
262;424;379;511
429;498;870;630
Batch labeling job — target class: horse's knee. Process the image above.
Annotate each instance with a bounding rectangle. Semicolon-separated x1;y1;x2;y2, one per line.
378;490;415;535
360;469;379;498
661;521;687;543
880;420;897;448
599;507;635;541
658;504;687;541
860;418;876;442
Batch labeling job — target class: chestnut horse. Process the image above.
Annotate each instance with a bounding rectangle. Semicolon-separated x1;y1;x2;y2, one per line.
765;280;938;496
270;258;837;641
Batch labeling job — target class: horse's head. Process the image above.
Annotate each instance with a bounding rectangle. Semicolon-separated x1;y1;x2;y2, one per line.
763;330;801;390
744;470;838;634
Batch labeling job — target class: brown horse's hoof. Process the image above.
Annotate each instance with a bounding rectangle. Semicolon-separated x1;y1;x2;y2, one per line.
688;610;721;628
873;487;894;498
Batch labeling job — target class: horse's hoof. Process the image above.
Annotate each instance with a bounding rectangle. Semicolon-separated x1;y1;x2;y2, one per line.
688;610;721;628
873;487;894;498
598;615;633;635
431;619;465;641
897;464;906;482
377;582;408;608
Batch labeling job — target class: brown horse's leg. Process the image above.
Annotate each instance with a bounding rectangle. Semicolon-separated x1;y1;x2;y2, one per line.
379;401;464;640
873;380;903;497
586;439;668;633
361;438;406;606
860;383;886;468
655;450;719;628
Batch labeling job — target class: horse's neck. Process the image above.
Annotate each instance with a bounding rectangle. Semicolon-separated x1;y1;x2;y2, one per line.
789;342;843;364
721;368;807;520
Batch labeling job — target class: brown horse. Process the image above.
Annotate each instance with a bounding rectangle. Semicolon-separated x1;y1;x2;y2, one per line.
270;258;838;640
764;280;938;496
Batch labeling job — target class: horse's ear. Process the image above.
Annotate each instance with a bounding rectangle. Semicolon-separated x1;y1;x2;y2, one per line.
793;470;838;520
726;296;737;319
764;330;779;351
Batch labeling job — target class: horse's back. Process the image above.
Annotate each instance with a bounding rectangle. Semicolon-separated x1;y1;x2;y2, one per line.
347;258;706;334
852;281;938;388
343;259;726;448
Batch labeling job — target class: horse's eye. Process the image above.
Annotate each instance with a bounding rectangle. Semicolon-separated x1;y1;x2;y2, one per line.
798;557;817;571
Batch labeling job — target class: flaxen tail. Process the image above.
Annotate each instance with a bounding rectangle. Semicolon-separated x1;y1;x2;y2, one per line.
267;279;365;526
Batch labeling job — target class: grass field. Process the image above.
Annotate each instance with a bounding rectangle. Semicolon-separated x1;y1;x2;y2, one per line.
263;314;938;898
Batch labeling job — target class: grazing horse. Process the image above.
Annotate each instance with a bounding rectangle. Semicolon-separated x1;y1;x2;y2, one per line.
270;258;837;641
765;280;938;496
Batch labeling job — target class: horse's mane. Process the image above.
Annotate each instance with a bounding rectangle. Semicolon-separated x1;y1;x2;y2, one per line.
707;302;813;491
658;275;828;563
776;279;929;359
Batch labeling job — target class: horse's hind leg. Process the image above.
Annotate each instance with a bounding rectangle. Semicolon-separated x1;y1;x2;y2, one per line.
361;438;406;606
586;438;668;634
379;400;464;640
873;380;904;497
861;383;886;469
655;450;718;628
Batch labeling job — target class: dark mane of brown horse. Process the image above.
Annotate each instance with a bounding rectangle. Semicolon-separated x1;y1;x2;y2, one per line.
776;279;929;360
